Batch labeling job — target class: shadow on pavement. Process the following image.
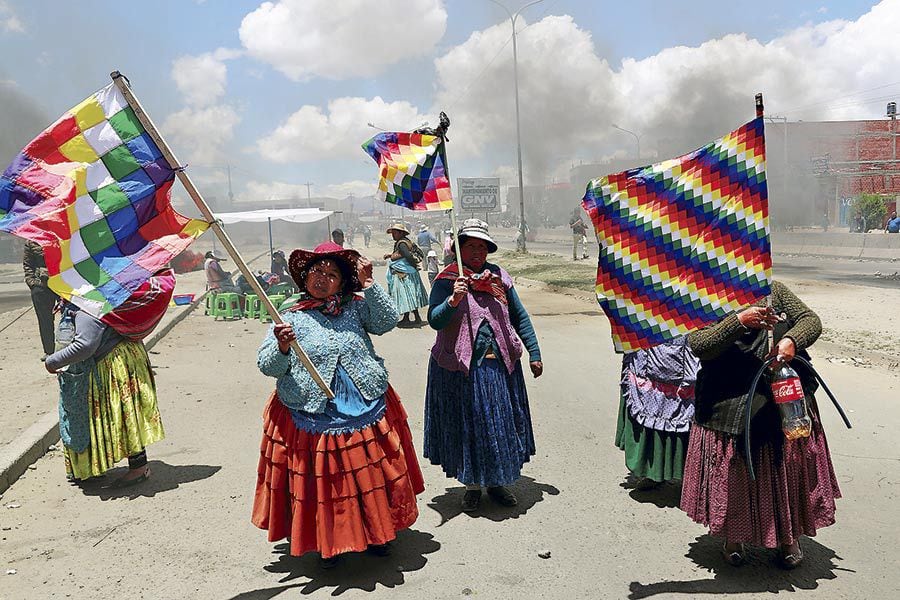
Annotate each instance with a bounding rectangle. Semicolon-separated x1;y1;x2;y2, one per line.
619;473;682;509
427;475;560;526
77;460;221;500
227;528;440;598
627;534;850;599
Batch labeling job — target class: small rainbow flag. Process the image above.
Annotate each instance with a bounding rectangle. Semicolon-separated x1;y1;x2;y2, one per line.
362;132;453;211
582;117;771;353
0;83;208;316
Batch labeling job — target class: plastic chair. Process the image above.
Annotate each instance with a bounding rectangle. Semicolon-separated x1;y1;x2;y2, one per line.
259;294;286;323
244;294;261;319
267;282;294;296
213;293;242;320
204;292;218;316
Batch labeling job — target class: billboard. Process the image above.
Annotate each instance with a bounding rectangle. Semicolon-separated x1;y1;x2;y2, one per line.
458;177;500;211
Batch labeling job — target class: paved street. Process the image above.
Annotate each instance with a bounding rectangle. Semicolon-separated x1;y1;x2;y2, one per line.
1;265;897;599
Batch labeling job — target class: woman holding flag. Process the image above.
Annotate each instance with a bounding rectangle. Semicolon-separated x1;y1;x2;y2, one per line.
252;242;424;567
423;219;543;512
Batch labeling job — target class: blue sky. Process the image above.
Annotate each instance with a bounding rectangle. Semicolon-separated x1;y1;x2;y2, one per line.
1;0;896;209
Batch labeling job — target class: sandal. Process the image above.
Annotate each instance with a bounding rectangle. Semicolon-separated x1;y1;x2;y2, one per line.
112;466;151;488
779;545;804;569
721;543;745;566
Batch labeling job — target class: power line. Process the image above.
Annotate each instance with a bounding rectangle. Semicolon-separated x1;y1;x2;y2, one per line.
776;80;900;114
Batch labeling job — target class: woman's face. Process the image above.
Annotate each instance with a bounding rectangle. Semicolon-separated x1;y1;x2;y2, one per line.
460;238;489;271
304;259;343;299
390;230;404;241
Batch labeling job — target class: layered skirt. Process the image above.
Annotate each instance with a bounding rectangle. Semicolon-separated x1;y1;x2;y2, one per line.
680;399;841;547
423;357;535;487
615;393;688;483
252;387;424;558
64;341;165;480
386;260;428;315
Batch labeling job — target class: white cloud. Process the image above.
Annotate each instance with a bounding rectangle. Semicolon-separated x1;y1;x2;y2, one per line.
171;48;242;107
239;0;447;81
432;1;900;180
256;96;429;163
0;1;23;33
320;180;376;199
162;104;240;165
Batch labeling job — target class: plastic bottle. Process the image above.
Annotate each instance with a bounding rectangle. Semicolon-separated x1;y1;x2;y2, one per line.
770;363;812;440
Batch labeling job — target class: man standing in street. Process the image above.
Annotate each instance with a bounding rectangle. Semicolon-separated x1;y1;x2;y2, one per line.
23;240;58;360
416;224;440;254
569;209;589;261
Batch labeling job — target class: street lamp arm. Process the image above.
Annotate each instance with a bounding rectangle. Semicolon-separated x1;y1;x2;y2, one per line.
488;0;546;26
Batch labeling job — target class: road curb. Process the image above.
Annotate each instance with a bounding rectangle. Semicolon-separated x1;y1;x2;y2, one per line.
0;292;208;496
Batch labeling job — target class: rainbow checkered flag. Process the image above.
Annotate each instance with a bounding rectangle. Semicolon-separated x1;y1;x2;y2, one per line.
0;83;208;316
362;132;453;211
582;117;771;353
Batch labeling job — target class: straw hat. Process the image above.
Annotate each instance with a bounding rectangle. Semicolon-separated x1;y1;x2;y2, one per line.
454;218;498;253
386;222;410;236
204;251;226;261
288;242;362;293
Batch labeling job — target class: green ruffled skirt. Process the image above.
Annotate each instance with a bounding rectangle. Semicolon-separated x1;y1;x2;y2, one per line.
64;341;165;480
615;393;688;483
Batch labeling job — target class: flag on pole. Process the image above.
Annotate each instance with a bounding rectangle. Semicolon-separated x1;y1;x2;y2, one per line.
0;83;208;316
582;117;771;353
362;132;453;211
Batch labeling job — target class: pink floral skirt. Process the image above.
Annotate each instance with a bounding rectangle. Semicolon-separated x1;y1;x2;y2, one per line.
680;401;841;548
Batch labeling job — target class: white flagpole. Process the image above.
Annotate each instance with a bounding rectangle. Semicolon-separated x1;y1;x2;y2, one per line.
110;71;333;399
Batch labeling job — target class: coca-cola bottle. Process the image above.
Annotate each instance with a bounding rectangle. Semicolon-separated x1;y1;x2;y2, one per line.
769;363;812;440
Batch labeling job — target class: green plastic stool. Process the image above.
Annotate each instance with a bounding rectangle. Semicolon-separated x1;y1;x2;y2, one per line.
204;292;218;316
259;294;286;323
244;294;261;318
214;292;242;320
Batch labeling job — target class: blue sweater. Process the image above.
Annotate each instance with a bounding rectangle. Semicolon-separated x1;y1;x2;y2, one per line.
257;283;399;414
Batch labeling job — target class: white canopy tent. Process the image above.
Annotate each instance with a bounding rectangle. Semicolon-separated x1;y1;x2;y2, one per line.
213;207;335;258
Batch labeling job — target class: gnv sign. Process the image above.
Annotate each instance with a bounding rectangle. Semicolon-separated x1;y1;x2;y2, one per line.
458;177;500;211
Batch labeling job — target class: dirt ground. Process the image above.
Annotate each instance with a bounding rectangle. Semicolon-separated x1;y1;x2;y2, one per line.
1;258;898;599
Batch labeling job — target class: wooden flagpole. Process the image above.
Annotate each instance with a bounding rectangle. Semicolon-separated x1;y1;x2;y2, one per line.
429;113;465;275
110;71;334;398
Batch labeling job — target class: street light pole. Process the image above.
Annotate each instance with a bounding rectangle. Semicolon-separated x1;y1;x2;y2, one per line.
489;0;545;253
612;124;641;160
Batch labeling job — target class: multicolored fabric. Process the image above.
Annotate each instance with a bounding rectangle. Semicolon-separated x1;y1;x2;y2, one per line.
0;83;208;317
435;264;508;304
100;268;175;340
362;132;453;211
582;117;771;353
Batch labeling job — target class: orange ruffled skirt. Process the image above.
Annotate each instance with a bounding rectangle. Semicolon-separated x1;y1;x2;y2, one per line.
252;386;425;558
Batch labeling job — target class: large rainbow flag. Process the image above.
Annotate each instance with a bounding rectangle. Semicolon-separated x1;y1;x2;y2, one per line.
0;83;208;316
582;117;771;353
362;132;453;211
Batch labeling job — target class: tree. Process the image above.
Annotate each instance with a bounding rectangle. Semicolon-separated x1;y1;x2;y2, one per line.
852;194;887;232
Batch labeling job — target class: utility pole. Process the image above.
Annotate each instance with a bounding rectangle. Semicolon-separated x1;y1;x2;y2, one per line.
303;182;314;208
226;164;235;208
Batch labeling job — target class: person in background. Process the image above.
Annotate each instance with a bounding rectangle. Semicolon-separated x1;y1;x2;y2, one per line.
270;250;288;283
569;209;589;260
424;219;543;512
23;240;58;360
204;251;240;294
442;229;455;266
363;224;372;248
886;211;900;233
383;223;429;327
616;336;699;490
417;224;440;254
252;242;424;568
425;249;439;285
680;281;840;569
331;229;345;247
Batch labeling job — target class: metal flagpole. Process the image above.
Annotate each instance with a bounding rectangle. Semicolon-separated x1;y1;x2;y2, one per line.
756;92;775;355
110;71;333;398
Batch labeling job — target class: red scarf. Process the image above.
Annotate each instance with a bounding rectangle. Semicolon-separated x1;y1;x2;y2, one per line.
287;293;360;316
435;264;507;304
100;269;175;340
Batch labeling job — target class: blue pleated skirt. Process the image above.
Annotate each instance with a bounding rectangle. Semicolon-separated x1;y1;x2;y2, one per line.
423;356;535;486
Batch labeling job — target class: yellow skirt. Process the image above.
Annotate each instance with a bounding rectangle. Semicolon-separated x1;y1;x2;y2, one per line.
64;341;165;480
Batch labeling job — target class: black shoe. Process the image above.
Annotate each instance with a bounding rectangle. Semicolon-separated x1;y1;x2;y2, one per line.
320;554;341;569
368;542;391;557
461;489;482;512
486;485;518;507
